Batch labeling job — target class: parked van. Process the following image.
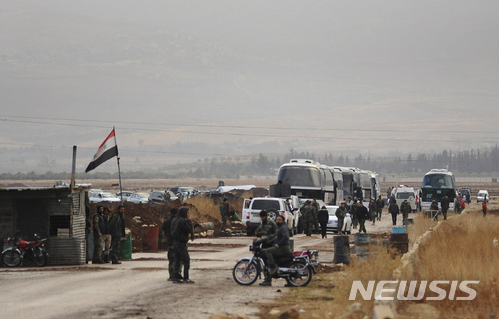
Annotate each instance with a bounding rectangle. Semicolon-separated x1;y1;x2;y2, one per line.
391;185;416;212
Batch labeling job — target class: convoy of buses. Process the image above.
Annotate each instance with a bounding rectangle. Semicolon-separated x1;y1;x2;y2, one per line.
276;159;380;207
275;160;458;212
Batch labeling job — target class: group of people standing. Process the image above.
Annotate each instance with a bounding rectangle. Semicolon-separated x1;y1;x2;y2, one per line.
91;205;126;264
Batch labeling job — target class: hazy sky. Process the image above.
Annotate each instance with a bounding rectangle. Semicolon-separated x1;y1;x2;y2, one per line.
1;1;499;172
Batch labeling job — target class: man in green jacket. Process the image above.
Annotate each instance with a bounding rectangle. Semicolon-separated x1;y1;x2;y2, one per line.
108;205;126;264
400;199;411;226
335;203;347;235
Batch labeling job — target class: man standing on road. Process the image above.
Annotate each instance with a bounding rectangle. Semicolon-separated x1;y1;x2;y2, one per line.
356;202;369;234
101;207;112;263
171;207;195;284
376;196;384;221
162;208;182;281
318;206;329;238
255;210;277;246
301;200;314;236
335;203;347;235
351;199;359;229
92;206;105;264
261;215;291;286
311;199;320;234
369;198;377;226
400;199;411;226
108;205;126;264
219;198;229;232
389;201;400;226
440;195;449;221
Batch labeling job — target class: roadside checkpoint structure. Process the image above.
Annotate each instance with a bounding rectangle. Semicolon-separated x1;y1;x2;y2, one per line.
0;184;91;265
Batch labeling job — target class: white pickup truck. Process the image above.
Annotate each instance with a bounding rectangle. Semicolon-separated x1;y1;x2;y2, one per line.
242;197;300;237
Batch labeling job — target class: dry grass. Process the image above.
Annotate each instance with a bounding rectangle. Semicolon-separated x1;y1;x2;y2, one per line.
399;206;499;318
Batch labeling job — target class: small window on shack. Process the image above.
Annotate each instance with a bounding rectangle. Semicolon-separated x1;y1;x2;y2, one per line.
50;215;71;237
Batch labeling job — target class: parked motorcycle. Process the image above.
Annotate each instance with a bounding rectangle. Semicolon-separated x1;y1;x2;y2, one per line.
232;240;319;287
2;231;49;267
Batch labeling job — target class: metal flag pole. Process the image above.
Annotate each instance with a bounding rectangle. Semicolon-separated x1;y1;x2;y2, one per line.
114;126;124;204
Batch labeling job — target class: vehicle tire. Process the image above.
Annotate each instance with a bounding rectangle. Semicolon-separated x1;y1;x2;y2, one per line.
2;250;21;267
347;230;351;235
233;260;259;286
285;261;312;287
267;208;278;221
34;249;47;267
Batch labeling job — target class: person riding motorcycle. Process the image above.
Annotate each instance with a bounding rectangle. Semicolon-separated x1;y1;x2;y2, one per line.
260;215;291;286
254;210;277;247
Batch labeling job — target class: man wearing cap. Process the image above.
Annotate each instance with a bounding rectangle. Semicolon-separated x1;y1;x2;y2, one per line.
255;210;277;247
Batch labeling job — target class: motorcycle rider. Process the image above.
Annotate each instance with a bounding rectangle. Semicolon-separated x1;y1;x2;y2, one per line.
260;215;291;286
255;210;277;245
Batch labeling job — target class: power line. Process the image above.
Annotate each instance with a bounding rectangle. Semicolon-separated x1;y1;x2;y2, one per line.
2;115;499;135
2;118;498;143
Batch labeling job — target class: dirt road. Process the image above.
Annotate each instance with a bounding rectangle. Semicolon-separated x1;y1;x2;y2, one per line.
0;212;404;319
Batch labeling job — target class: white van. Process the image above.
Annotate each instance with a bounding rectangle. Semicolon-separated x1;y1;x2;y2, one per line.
392;186;416;212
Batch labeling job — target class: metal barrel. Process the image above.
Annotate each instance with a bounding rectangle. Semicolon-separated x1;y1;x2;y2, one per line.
142;226;159;251
333;235;350;265
354;233;371;261
194;222;215;233
389;233;409;255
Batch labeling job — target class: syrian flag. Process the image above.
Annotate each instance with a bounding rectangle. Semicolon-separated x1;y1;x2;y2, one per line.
85;128;119;173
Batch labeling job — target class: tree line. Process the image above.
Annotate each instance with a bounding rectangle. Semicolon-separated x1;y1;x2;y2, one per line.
1;146;499;180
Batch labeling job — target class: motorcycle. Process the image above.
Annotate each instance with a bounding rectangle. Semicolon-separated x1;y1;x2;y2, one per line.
232;240;319;287
2;231;49;267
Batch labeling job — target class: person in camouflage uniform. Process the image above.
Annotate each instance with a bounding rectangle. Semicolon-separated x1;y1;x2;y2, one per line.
301;200;314;236
335;202;347;235
369;198;377;225
161;208;182;281
219;198;229;231
351;199;359;228
255;210;277;246
376;196;384;221
92;206;105;264
311;199;320;234
430;200;439;220
400;199;411;226
108;206;126;264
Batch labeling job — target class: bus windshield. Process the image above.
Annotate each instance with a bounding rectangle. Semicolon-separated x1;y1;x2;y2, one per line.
277;166;321;188
422;174;454;189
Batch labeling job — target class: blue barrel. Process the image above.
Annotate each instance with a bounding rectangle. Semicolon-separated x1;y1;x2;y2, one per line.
392;227;407;234
333;235;350;265
354;233;371;261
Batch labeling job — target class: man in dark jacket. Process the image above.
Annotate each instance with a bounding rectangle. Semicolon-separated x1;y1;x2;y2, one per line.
219;198;229;231
171;207;195;284
369;198;377;225
108;206;126;264
440;195;449;220
301;200;314;236
356;202;369;234
317;206;329;238
161;208;182;281
389;202;400;226
261;215;291;286
92;206;105;264
255;210;277;246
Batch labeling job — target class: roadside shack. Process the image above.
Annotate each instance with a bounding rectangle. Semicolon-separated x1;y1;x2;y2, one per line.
0;184;90;265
